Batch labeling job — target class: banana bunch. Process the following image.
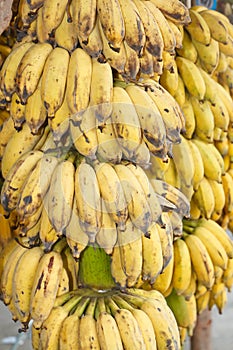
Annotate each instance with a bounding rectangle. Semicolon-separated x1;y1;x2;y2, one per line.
12;0;190;79
0;203;12;250
31;287;181;350
0;237;79;330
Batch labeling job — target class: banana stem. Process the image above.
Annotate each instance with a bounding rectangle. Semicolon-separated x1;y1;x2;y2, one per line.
62;295;83;314
78;244;116;291
183;219;199;228
106;297;120;316
119;292;144;309
112;295;134;311
52;237;68;253
74;297;90;317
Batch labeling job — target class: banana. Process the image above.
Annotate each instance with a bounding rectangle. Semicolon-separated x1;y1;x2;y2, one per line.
111;86;142;159
0;41;34;100
114;163;151;234
222;172;233;213
1;150;43;212
193;225;228;270
61;246;79;290
16;43;53;104
186;9;211;45
184;233;214;289
208;179;225;220
132;0;164;59
160;53;179;96
194;37;220;74
124;41;140;80
9;92;26;130
125;84;167;158
109;303;145;350
0;239;18;285
54;6;77;52
90;58;113;122
36;6;49;43
97;0;125;51
0;242;27;305
165;289;190;328
200;10;228;44
176;29;198;63
140;298;180;350
223;258;233;290
111;245;127;288
96;117;122;163
130;140;151;168
47;158;75;234
96;199;118;255
126;162;162;224
65;201;89;259
151;246;174;295
1;122;43;179
59;306;80;350
219;35;233;57
12;246;44;325
66;47;92;120
140;222;163;283
176;56;206;100
117;0;146;56
96;310;124;350
117;219;143;287
149;0;190;25
150;179;190;217
41;0;68;37
98;18;126;74
156;216;173;270
144;79;183;143
191;97;215;142
57;266;70;296
94;162;128;231
172;135;195;188
192;139;223;183
78;299;100;350
149;153;170;179
172;238;192;295
198;218;233;259
78;18;103;58
144;1;176;53
39;295;80;350
40;47;70;117
210;95;230;132
30;248;64;328
24;82;47;135
0;205;12;249
17;154;59;218
181;92;196;139
192;176;215;219
0;117;16;160
75;162;101;242
48;91;71;145
215;80;233;123
70;107;98;159
182;270;197;301
187;139;204;190
71;0;97;44
131;308;157;350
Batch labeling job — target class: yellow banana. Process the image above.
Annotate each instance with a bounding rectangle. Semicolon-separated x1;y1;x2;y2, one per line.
78;299;100;350
222;172;233;213
124;41;140;80
90;58;113;122
94;162;128;231
97;0;125;51
160;53;179;96
75;162;101;241
96;310;124;350
0;41;34;100
186;9;211;45
194;37;220;74
40;47;70;117
30;248;64;328
187;139;204;190
151;246;174;295
172;238;192;295
41;0;68;37
208;179;225;220
71;0;97;43
54;6;78;52
16;42;53;104
47;158;75;234
111;86;142;159
24;82;47;134
191;96;215;142
149;0;190;25
9;92;26;130
192;176;215;219
176;56;206;100
184;233;214;289
131;308;157;350
17;154;59;218
193;225;228;270
12;246;44;324
1;122;43;178
176;29;198;63
114;163;151;234
78;18;103;58
118;0;146;56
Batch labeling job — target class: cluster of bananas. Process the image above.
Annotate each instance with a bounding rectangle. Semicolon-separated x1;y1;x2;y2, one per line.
30;288;181;350
14;0;190;76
